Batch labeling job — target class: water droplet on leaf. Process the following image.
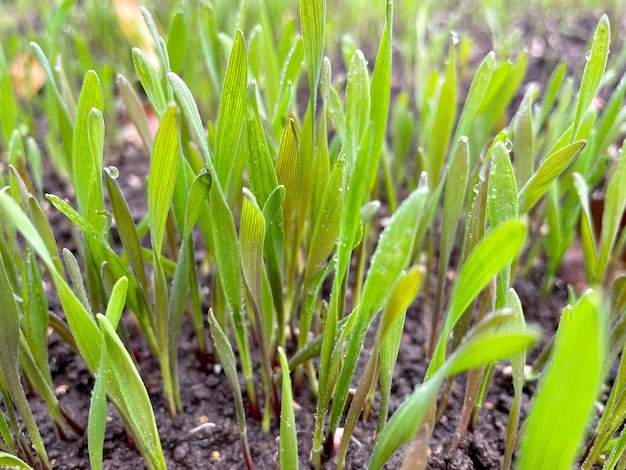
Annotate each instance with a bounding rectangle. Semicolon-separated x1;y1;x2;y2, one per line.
105;166;120;179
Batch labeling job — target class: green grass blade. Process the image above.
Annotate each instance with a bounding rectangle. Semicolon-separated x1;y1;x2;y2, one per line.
390;92;414;188
311;58;331;221
378;267;424;434
166;11;187;74
479;51;527;134
105;168;149;293
537;60;567;131
0;453;33;470
8;132;26;200
97;314;166;470
241;190;266;311
245;82;279;207
166;72;224;202
572;173;598;280
345;50;370;165
117;74;153;153
604;426;626;470
25;137;43;198
426;38;457;181
207;309;253;469
184;170;212;238
489;141;518;305
503;289;527;470
429;219;527;376
298;154;347;356
88;341;107;470
299;0;325;107
30;42;74;165
215;30;247;189
258;0;281;112
207;184;256;412
518;290;607;470
594;148;626;283
262;186;286;346
104;277;128;330
140;7;169;69
378;266;424;345
328;85;346;143
87;108;105;227
0;45;17;146
572;15;610;140
0;255;49;469
198;1;222;97
595;74;626;156
369;374;442;470
273;38;304;131
166;170;211;398
240;192;275;399
518;140;586;214
278;347;298;470
0;406;15;453
209;185;243;313
148;105;179;256
513;86;535;188
329;186;428;433
333;126;374;287
304;153;347;284
132;47;167;118
27;197;64;276
452;51;495;164
72;71;103;220
63;249;92;315
359;186;426;317
367;0;392;189
445;318;539;377
275;120;300;236
45;194;108;246
432;137;469;343
22;248;51;384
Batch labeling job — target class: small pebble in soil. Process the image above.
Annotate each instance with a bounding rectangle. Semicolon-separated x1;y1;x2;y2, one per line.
173;441;189;462
192;383;211;400
206;374;221;388
195;438;211;448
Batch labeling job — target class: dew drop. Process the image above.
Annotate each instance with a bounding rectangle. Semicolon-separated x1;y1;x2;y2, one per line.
504;138;513;152
585;50;592;61
105;166;120;179
450;31;460;45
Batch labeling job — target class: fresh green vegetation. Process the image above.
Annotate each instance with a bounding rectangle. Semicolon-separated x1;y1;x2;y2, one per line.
0;0;625;469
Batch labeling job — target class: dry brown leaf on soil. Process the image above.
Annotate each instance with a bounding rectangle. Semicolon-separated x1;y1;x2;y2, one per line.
9;53;46;98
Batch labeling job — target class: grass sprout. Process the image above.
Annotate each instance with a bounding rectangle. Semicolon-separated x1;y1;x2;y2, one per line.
0;1;625;469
